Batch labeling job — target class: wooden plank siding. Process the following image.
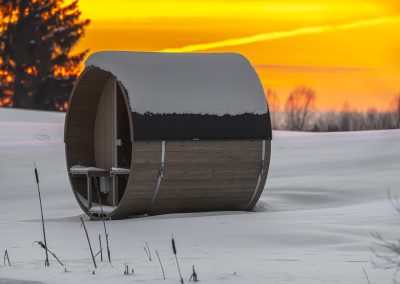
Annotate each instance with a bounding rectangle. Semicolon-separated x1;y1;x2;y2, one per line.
94;76;116;170
112;139;271;218
65;67;271;220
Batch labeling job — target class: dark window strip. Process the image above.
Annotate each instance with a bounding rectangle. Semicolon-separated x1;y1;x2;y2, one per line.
132;113;272;140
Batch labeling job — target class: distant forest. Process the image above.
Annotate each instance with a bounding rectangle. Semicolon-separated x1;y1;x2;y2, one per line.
267;86;400;132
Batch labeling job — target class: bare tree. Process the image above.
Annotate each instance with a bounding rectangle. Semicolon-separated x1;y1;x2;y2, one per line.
339;102;352;131
265;88;280;129
284;86;316;131
266;88;280;112
321;112;340;132
391;94;400;128
366;108;378;130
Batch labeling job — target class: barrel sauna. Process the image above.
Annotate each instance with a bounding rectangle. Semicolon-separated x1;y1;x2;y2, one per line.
64;51;272;219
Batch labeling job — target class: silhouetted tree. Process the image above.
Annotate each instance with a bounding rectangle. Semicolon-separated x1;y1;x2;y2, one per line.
285;85;316;131
339;101;351;131
366;108;379;130
265;88;280;129
265;88;280;112
0;0;90;110
391;94;400;128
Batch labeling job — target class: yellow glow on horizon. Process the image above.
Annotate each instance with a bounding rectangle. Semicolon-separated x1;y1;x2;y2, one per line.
75;0;400;111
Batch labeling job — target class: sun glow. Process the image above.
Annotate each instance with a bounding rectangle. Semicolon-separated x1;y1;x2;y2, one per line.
74;0;400;111
78;0;390;21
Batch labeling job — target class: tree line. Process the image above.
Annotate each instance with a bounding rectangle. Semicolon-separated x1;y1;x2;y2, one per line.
267;86;400;131
0;0;89;110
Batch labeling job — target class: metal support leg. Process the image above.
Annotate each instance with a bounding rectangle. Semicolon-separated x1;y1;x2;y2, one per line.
87;175;92;209
112;174;119;207
148;140;166;213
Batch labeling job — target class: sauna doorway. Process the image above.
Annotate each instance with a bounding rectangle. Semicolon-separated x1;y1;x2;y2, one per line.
94;75;132;206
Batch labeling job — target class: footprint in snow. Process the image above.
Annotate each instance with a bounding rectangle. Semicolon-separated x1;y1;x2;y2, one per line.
34;130;51;141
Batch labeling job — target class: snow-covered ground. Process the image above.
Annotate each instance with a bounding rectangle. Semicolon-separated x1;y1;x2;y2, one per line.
0;108;399;283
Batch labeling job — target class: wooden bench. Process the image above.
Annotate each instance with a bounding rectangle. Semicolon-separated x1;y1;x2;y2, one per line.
69;166;109;209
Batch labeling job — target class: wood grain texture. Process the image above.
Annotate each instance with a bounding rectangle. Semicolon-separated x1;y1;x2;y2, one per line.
111;139;271;218
65;67;271;220
65;68;120;214
94;77;116;170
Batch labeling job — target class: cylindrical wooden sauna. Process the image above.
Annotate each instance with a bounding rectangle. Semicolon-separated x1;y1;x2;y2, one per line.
64;51;272;219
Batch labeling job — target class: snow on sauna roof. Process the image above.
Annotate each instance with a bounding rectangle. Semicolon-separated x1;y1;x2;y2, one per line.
85;51;268;116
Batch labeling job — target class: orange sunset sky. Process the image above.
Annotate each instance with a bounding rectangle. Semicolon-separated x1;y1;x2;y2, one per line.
73;0;400;111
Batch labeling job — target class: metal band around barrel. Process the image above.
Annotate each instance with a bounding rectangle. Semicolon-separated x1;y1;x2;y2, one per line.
148;140;165;212
246;140;266;210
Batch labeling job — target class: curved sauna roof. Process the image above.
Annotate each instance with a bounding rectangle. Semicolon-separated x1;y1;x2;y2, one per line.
65;51;272;219
86;51;268;116
85;51;272;140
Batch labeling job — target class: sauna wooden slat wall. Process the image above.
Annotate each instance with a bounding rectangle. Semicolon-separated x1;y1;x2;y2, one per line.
112;139;271;218
94;77;116;170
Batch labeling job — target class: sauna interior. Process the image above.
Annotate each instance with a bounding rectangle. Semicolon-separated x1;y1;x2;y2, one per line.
65;69;132;215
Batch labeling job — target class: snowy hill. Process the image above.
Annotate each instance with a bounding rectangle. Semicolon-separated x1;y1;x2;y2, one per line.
0;108;399;283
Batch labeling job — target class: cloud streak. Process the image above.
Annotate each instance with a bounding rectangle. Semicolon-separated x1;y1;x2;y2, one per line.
161;16;400;52
253;64;378;73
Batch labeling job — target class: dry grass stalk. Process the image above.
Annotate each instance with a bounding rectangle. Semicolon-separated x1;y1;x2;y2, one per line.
172;236;184;284
34;163;49;267
156;250;166;279
80;217;97;269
